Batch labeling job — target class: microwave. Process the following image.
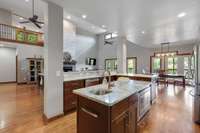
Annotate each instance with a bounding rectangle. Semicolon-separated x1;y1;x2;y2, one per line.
86;58;96;66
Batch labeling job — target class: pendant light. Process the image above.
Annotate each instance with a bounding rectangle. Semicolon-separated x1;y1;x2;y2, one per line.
155;42;177;57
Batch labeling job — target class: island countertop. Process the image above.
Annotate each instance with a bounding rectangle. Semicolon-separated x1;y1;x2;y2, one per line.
73;80;151;106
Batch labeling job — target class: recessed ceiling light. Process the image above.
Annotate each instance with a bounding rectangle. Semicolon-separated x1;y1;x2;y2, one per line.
82;14;87;19
25;0;29;2
67;15;71;20
19;17;24;20
141;31;145;34
102;25;106;28
177;12;186;18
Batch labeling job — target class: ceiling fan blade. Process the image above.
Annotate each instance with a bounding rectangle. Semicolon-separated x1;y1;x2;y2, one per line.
12;13;29;20
36;21;44;24
19;21;30;24
33;22;41;29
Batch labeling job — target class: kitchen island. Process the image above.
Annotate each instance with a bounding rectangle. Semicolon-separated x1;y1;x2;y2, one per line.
73;80;151;133
63;73;157;114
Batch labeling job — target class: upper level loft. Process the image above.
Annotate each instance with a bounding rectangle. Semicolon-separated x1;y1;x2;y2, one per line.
0;23;44;47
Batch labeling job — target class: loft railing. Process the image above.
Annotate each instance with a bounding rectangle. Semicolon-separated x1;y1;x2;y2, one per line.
0;23;44;46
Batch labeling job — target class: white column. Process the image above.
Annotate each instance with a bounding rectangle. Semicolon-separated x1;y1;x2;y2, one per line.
43;1;64;119
117;36;127;73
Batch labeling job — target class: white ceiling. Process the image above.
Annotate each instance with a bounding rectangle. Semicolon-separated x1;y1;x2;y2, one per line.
1;0;200;47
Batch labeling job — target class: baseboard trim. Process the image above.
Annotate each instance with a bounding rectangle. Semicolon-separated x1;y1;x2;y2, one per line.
0;81;16;84
43;113;64;124
17;82;27;85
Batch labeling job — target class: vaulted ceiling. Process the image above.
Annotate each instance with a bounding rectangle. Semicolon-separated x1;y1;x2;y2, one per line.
1;0;200;47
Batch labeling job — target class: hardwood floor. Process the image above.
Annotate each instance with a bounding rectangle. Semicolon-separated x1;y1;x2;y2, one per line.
0;83;200;133
0;83;76;133
138;85;200;133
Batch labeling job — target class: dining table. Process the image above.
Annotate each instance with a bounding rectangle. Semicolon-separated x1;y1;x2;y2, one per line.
159;74;185;87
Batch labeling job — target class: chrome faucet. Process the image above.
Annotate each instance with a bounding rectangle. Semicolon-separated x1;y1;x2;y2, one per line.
103;70;112;89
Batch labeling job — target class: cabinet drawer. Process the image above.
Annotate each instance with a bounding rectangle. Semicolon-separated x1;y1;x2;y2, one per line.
64;80;84;89
77;96;109;133
64;94;77;111
64;80;84;94
111;98;129;121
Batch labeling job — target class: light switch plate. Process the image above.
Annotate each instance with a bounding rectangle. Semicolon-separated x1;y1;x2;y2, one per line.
56;71;61;77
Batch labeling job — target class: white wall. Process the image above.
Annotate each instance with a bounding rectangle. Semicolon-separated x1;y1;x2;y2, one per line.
63;20;98;71
97;34;118;70
127;41;154;73
0;8;12;24
97;34;153;73
97;33;195;74
0;47;16;82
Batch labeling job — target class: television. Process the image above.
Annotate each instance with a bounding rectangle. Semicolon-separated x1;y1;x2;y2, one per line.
86;58;96;66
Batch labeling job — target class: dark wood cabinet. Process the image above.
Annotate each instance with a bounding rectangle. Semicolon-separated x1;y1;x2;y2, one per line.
129;76;151;81
64;80;84;113
77;96;110;133
111;111;129;133
77;94;138;133
128;96;138;133
99;76;118;84
85;78;100;87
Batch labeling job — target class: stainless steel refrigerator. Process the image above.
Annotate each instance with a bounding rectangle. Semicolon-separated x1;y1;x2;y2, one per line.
193;44;200;124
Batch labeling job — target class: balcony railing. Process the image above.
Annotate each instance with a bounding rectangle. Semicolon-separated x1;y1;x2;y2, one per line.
0;23;44;46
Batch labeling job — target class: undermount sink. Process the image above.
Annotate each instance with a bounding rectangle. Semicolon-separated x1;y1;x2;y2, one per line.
90;89;112;95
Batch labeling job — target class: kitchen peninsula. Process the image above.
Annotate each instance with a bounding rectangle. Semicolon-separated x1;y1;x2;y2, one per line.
73;80;151;133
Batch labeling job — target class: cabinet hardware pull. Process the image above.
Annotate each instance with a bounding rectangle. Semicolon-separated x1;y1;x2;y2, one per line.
81;107;98;118
71;102;76;105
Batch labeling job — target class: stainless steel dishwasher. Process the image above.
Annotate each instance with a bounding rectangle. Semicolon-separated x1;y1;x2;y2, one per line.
138;86;151;121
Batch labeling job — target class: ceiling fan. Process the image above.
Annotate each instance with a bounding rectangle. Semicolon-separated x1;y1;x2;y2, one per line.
14;0;44;29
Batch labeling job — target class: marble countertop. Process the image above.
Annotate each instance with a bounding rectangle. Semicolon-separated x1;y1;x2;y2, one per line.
73;80;151;106
64;73;156;82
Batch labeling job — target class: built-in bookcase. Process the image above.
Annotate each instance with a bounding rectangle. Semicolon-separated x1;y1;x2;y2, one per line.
27;58;43;84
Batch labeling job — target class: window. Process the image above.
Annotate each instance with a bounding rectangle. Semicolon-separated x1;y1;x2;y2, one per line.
151;57;161;73
184;56;194;79
127;57;137;74
167;57;177;74
104;33;118;40
105;59;117;72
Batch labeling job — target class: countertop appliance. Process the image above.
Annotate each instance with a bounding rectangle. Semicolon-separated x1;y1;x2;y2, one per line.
193;44;200;124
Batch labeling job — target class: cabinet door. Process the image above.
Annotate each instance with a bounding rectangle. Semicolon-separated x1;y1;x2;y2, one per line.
78;96;109;133
128;103;138;133
112;112;129;133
